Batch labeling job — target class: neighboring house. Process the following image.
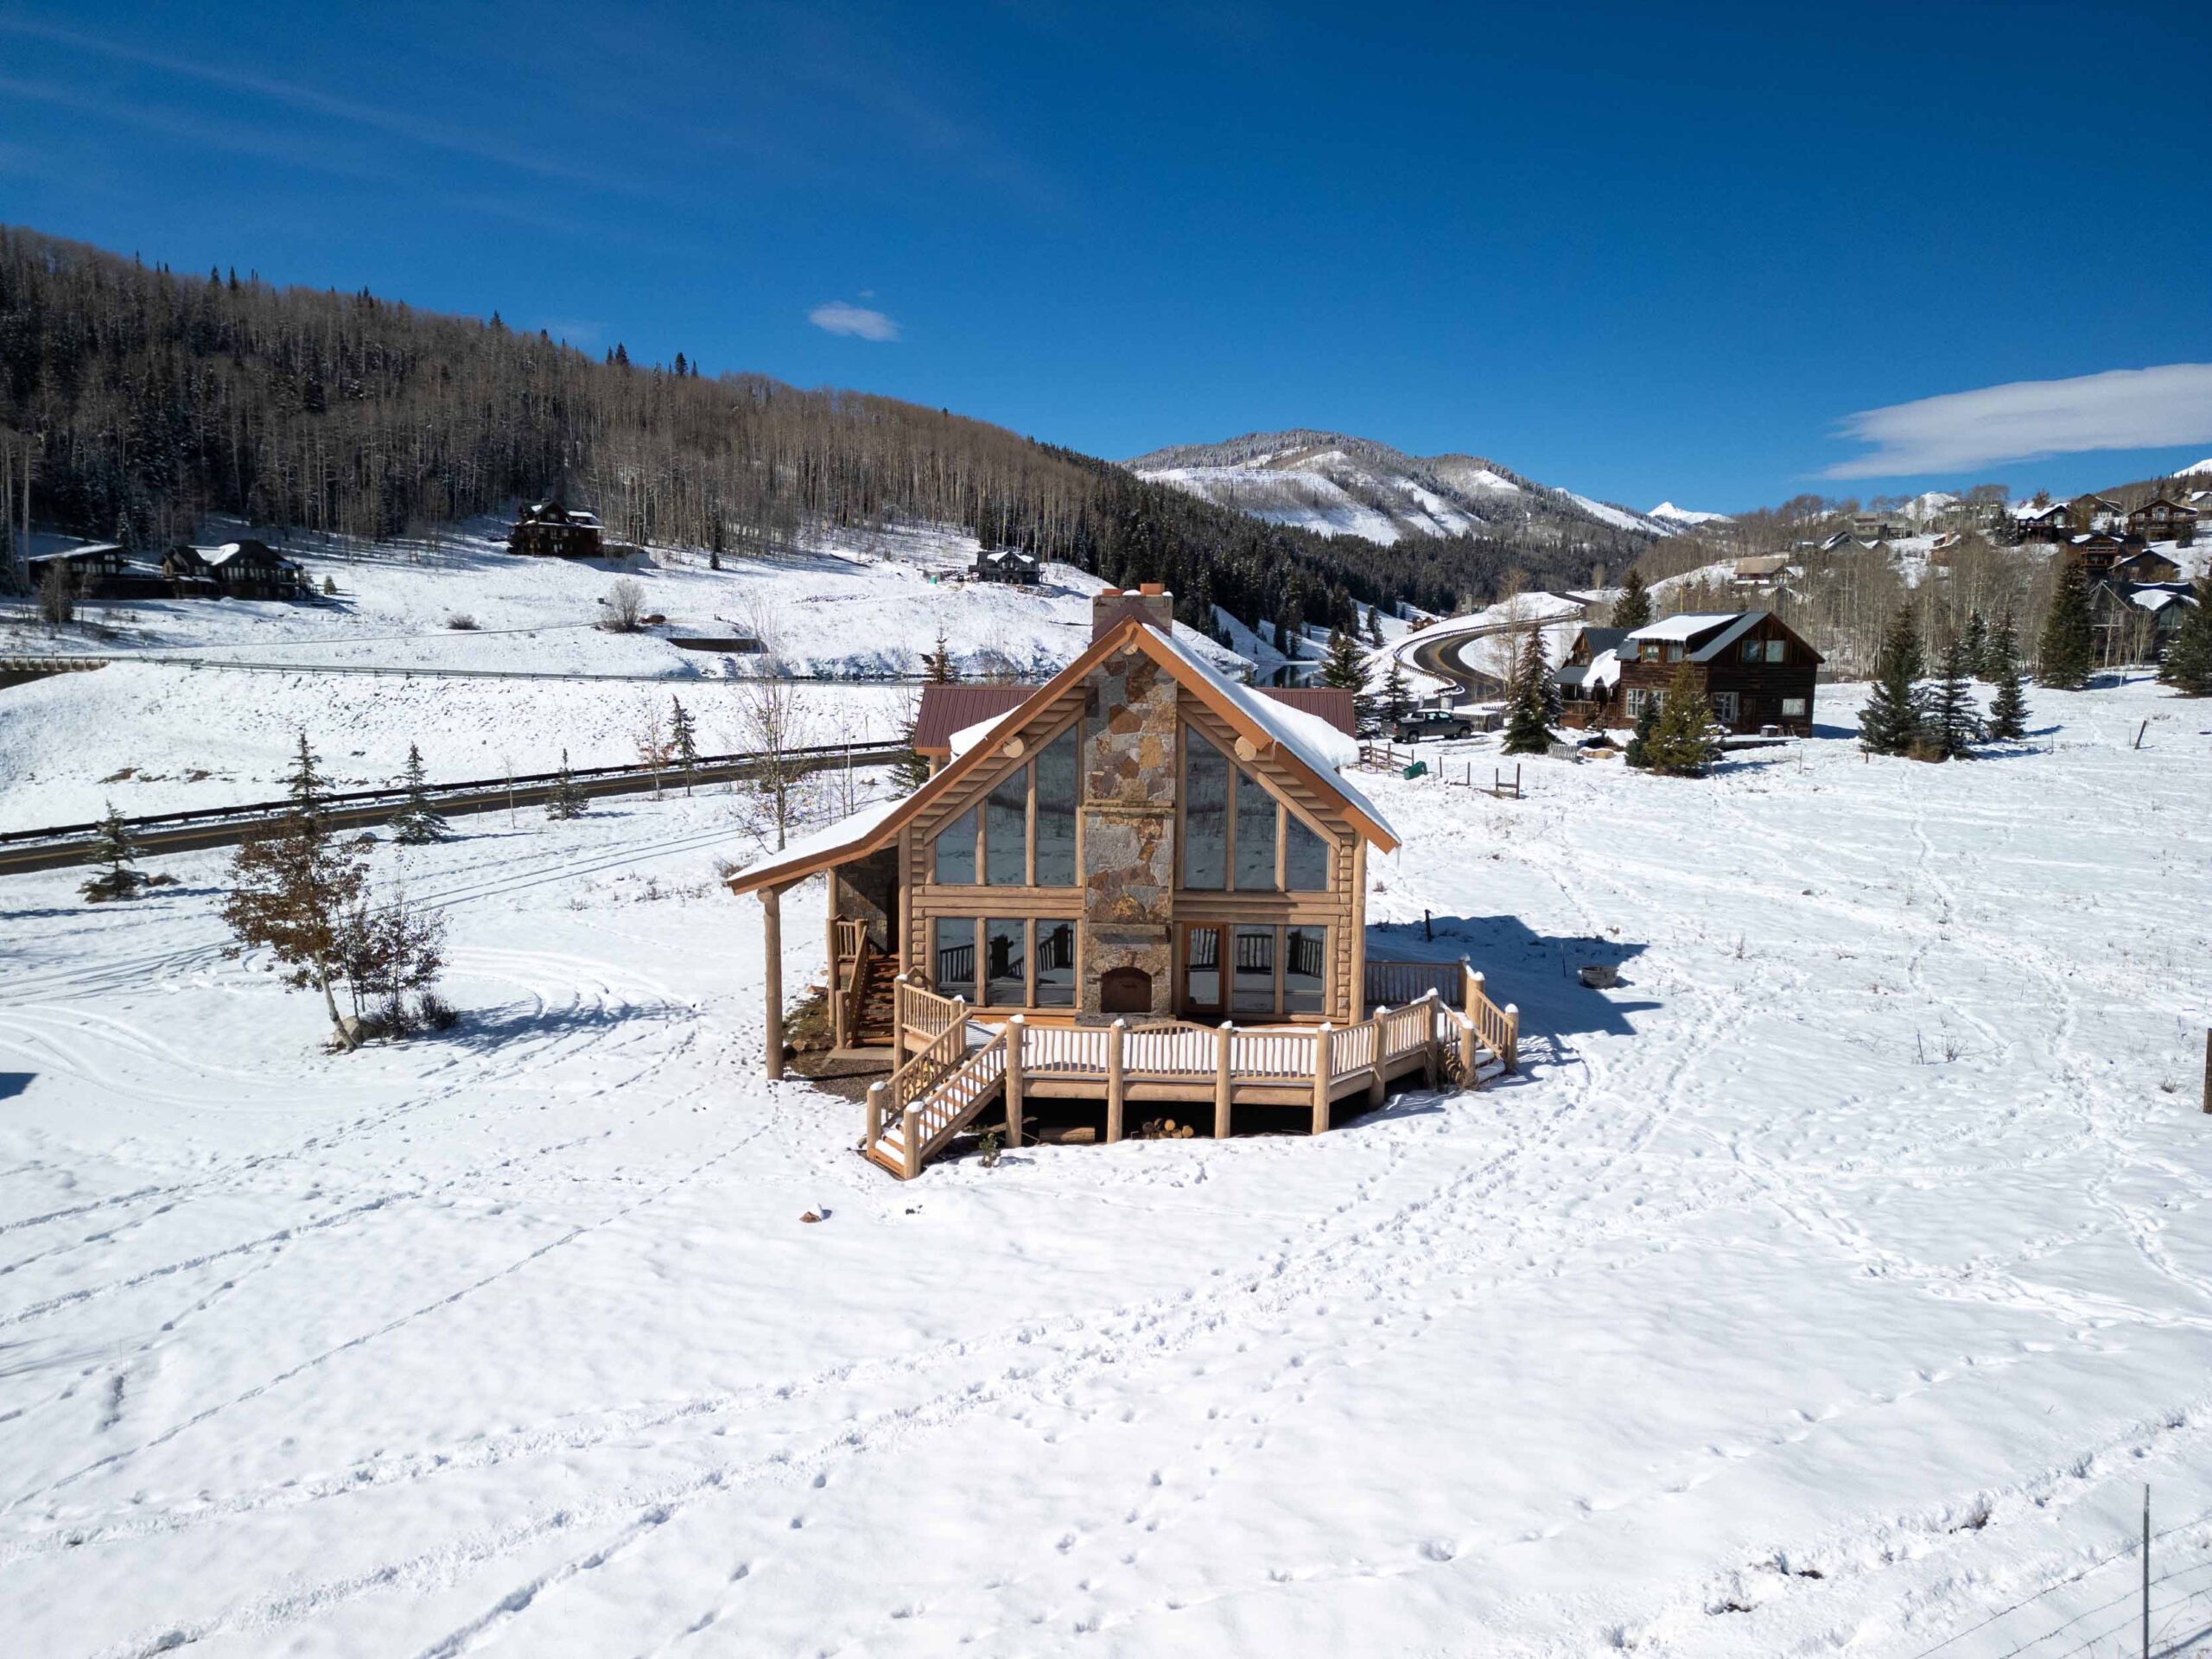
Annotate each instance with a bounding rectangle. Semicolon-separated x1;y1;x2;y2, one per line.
2062;532;2135;583
724;587;1516;1176
25;543;129;589
1820;531;1878;553
509;499;605;558
1849;512;1904;542
2107;546;2183;584
2126;496;2197;543
163;540;304;599
1564;611;1821;735
2008;500;2074;542
2092;581;2198;664
974;547;1043;584
2069;493;2127;534
1732;555;1790;587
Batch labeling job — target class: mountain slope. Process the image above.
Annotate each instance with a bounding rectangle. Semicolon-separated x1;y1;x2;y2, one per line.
1125;429;1684;544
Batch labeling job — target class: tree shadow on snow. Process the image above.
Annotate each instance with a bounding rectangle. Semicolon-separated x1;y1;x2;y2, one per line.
417;995;685;1053
1369;913;1656;1080
0;1073;32;1102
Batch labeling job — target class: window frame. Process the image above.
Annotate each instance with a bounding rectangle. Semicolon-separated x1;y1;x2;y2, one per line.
1179;721;1332;894
928;715;1083;891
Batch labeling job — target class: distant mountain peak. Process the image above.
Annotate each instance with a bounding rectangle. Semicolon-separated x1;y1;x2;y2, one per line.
1124;430;1687;545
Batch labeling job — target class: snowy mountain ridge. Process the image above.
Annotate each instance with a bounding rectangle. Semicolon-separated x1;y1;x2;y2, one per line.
1124;429;1692;545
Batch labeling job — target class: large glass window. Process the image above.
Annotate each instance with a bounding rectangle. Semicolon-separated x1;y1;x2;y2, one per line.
1234;774;1278;890
1035;921;1076;1007
1284;813;1329;892
985;771;1027;886
1231;925;1276;1015
1184;731;1230;890
1285;926;1328;1014
934;807;976;886
985;918;1027;1005
1033;728;1078;887
935;917;976;1000
1185;925;1221;1012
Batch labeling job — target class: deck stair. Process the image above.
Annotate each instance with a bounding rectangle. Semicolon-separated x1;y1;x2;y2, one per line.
864;1022;1009;1178
853;956;899;1044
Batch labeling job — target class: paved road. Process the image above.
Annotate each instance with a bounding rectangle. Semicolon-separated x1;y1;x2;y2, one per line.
1398;620;1519;701
0;743;906;877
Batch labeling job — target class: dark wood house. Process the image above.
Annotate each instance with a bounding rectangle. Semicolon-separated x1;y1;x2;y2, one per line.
2126;497;2197;543
509;500;605;559
1560;612;1821;735
2062;532;2135;583
163;540;304;599
2008;501;2073;543
722;587;1522;1177
974;547;1043;584
25;543;130;592
2107;546;2183;584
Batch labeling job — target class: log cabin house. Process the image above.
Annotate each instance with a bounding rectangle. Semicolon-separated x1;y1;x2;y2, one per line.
2008;500;2074;543
973;547;1044;584
724;588;1518;1178
2126;497;2197;543
508;500;606;558
1556;612;1821;735
162;540;304;599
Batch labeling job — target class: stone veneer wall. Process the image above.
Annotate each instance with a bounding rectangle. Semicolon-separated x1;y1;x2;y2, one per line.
1077;652;1177;1020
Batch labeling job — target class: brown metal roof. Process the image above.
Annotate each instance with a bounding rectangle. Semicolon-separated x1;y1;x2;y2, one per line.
913;681;1356;756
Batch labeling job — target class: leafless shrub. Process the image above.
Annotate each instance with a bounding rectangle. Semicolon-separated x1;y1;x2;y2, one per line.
601;577;645;632
445;612;479;631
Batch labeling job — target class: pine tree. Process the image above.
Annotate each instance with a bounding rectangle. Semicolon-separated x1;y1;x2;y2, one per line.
79;801;148;902
2037;561;2094;690
1642;665;1716;776
285;731;329;823
668;696;699;793
892;691;933;791
1380;660;1411;728
391;744;448;843
221;770;372;1049
1611;568;1653;632
1962;608;1989;677
1502;632;1554;755
1319;627;1366;690
921;630;957;683
1365;604;1384;647
1859;603;1926;754
1986;612;2030;740
546;750;589;820
1927;630;1980;760
2156;579;2212;696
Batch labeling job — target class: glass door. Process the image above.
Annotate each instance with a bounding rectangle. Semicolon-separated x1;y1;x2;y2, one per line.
1180;925;1224;1019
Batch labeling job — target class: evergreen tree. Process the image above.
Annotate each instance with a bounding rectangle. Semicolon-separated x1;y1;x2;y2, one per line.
1319;627;1367;691
1641;665;1716;776
1365;603;1384;647
892;691;933;791
1962;608;1989;677
1379;660;1411;728
921;630;957;683
1611;567;1653;632
1525;628;1562;726
284;731;330;824
1502;632;1554;755
391;744;448;843
668;696;699;793
1986;612;2030;740
1927;630;1980;760
546;750;589;820
221;771;372;1048
79;801;148;902
1859;603;1926;754
2156;580;2212;696
2037;561;2094;690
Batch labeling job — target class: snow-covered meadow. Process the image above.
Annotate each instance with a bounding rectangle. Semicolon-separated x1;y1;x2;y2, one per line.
3;679;2210;1657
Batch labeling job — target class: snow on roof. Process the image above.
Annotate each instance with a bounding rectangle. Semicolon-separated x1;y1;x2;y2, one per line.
1585;647;1622;690
2011;500;2065;520
1625;612;1740;643
723;794;905;890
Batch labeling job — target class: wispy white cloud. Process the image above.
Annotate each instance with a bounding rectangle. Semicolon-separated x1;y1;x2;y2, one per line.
808;302;900;341
1824;365;2212;479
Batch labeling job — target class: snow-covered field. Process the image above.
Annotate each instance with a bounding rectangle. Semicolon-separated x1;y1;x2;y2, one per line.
4;678;2210;1656
0;519;1249;830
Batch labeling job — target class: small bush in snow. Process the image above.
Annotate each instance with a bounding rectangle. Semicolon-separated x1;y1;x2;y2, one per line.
601;577;645;632
445;613;478;631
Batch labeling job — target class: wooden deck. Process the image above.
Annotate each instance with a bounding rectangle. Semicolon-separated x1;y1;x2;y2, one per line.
860;962;1517;1179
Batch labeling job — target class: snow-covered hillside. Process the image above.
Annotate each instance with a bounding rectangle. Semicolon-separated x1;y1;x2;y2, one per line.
1126;429;1689;544
0;518;1251;829
1649;501;1731;527
3;678;2209;1657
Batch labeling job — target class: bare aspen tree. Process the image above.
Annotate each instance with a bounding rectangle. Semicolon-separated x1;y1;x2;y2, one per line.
732;675;812;851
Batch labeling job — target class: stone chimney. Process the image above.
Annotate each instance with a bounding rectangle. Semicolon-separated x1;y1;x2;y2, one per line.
1091;583;1174;640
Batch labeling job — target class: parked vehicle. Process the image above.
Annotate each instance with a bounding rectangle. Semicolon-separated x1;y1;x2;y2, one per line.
1391;708;1478;742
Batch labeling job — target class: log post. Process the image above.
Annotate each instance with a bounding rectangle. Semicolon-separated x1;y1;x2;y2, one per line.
892;974;909;1069
761;886;785;1080
830;913;849;1051
901;1103;922;1179
866;1080;886;1150
1215;1022;1234;1139
1423;988;1440;1087
1005;1016;1026;1147
1312;1023;1332;1135
1503;1002;1519;1071
1106;1019;1126;1144
1459;1007;1478;1087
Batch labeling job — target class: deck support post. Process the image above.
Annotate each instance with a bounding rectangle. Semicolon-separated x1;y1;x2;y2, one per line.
1106;1020;1126;1144
1214;1023;1234;1140
1004;1016;1025;1147
830;913;849;1051
761;886;785;1080
1312;1024;1332;1135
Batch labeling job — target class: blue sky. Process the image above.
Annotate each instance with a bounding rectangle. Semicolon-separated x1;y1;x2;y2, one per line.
3;1;2209;512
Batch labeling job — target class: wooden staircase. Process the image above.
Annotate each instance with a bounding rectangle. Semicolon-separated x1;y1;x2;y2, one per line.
863;1023;1010;1179
853;955;899;1046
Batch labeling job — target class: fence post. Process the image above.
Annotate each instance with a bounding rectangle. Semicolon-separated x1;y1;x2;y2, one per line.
1215;1023;1234;1139
866;1081;886;1151
1503;1002;1519;1071
1312;1024;1332;1135
1367;1009;1388;1110
901;1103;922;1179
1004;1016;1025;1148
1106;1019;1126;1144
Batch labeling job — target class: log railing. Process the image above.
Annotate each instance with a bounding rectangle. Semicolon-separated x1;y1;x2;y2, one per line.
1463;964;1519;1071
896;976;964;1048
832;917;867;963
836;934;873;1050
1366;957;1464;1009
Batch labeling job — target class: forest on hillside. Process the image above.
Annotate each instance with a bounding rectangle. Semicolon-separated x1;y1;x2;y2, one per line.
0;226;1611;640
